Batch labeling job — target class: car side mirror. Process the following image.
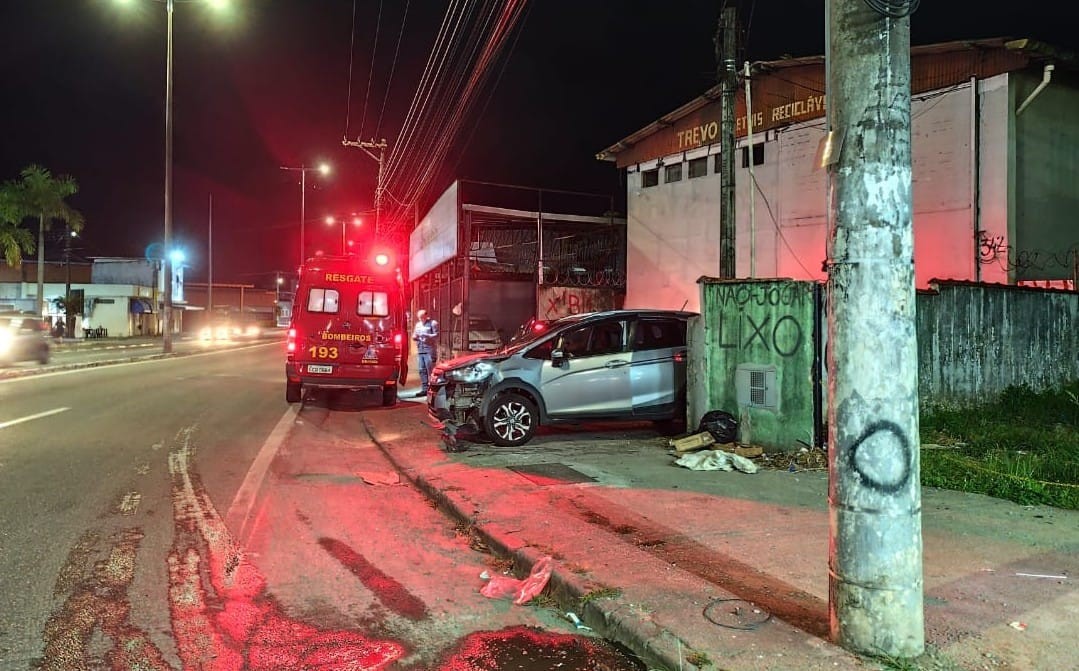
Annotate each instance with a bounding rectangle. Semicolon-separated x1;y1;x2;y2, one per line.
551;348;567;368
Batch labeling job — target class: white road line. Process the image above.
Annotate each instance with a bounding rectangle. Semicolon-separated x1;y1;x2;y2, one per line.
225;405;298;545
0;407;70;430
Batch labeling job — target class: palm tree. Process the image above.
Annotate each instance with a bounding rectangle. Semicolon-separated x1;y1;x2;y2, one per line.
7;165;85;316
0;186;36;267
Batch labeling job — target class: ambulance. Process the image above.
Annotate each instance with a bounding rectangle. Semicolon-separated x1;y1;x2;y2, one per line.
285;251;407;406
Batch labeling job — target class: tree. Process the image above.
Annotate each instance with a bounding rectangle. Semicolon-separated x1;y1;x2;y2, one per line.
6;165;85;316
0;186;35;267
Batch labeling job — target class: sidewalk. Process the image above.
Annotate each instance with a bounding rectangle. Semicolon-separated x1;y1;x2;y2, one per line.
362;402;1079;671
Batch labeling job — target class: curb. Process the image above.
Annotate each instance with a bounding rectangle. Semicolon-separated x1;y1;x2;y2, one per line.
361;415;702;671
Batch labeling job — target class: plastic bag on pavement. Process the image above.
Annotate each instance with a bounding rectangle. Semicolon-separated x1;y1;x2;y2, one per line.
697;410;739;443
479;556;554;605
675;449;759;474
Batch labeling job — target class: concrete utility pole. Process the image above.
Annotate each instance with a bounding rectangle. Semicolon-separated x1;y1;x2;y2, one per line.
825;0;923;658
342;138;389;236
716;5;738;278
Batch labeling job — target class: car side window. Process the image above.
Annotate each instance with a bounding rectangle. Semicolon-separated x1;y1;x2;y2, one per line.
558;326;592;358
523;338;555;360
589;320;625;355
633;318;685;351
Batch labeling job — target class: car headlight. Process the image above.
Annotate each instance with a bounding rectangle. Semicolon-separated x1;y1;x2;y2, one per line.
0;329;12;353
245;325;260;337
445;360;496;383
199;327;212;340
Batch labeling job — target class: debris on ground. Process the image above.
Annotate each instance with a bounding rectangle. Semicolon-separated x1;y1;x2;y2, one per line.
757;446;828;472
697;410;739;443
479;556;554;605
675;450;759;474
668;431;715;453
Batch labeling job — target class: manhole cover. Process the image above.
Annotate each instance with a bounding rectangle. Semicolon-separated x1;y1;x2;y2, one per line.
508;463;595;486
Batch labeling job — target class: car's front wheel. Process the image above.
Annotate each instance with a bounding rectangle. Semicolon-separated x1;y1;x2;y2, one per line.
484;392;538;447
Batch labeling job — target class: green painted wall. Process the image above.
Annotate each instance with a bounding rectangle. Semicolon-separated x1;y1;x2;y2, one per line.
691;279;820;452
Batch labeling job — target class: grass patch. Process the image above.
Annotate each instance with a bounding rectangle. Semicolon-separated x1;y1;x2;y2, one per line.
920;381;1079;509
579;586;622;605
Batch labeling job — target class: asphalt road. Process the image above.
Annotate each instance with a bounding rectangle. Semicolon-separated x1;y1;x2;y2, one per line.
0;344;633;670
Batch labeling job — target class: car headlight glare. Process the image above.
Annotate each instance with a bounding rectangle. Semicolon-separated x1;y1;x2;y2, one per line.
445;360;495;383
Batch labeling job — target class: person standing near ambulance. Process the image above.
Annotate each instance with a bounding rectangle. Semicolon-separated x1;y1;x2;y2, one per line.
412;309;439;396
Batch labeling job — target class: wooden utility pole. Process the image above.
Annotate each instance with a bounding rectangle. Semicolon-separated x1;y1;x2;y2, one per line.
716;5;737;278
825;0;924;658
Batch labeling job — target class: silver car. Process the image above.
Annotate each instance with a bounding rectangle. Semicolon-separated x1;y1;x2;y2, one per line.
427;309;695;446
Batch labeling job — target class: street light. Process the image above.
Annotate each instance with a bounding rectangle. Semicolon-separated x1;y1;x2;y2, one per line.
114;0;230;353
280;163;331;268
324;215;362;255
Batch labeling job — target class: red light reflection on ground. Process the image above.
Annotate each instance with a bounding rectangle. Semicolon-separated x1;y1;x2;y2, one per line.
436;625;643;671
167;428;406;670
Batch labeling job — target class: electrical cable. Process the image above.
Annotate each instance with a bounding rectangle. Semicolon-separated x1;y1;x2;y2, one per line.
702;598;773;630
375;0;411;140
385;0;530;225
342;0;358;138
448;0;533;178
356;0;385;142
861;0;920;19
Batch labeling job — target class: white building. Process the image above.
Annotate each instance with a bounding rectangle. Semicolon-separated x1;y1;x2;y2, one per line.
597;38;1079;311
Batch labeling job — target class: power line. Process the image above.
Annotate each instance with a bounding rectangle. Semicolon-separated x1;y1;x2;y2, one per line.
356;0;385;142
343;0;358;137
375;0;411;140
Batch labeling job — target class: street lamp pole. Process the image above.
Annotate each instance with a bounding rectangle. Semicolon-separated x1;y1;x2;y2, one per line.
162;0;175;353
280;163;330;269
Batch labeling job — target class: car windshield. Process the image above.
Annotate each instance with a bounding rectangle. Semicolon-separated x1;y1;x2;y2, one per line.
497;314;589;354
469;317;497;331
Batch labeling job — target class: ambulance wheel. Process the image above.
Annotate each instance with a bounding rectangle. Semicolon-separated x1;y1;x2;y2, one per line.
382;384;398;407
286;382;302;404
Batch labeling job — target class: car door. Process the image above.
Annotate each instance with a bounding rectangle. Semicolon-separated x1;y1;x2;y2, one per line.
538;318;632;417
629;316;688;416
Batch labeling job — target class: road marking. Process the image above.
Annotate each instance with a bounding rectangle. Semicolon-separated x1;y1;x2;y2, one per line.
226;405;298;545
0;407;70;430
119;492;142;515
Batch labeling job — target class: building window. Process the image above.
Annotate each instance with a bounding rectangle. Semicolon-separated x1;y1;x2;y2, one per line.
642;169;659;188
741;143;765;167
688;156;708;179
713;153;722;173
664;162;683;183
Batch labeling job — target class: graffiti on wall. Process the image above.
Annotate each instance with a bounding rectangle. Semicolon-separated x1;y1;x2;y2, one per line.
979;231;1079;279
539;286;623;321
711;282;812;358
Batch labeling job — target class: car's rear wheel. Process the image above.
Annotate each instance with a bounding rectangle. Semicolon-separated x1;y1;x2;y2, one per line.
382;384;398;407
484;392;538;447
285;381;302;403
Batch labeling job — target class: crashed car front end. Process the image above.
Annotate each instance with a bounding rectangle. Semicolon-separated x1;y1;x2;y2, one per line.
427;357;500;429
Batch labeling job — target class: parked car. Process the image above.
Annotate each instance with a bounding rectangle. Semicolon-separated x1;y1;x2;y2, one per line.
450;313;503;353
428;309;695;446
0;313;51;366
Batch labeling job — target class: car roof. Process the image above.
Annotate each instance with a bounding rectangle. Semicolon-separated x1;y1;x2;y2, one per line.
554;309;697;324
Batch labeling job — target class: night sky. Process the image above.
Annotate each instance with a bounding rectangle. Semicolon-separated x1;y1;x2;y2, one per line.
2;1;1077;288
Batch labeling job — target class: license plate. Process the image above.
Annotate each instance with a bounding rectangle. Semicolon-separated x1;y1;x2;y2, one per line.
307;364;333;374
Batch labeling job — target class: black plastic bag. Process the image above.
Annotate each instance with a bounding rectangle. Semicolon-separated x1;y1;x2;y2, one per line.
697;410;739;444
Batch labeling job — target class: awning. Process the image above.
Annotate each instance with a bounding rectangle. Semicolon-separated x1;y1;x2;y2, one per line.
129;298;154;314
